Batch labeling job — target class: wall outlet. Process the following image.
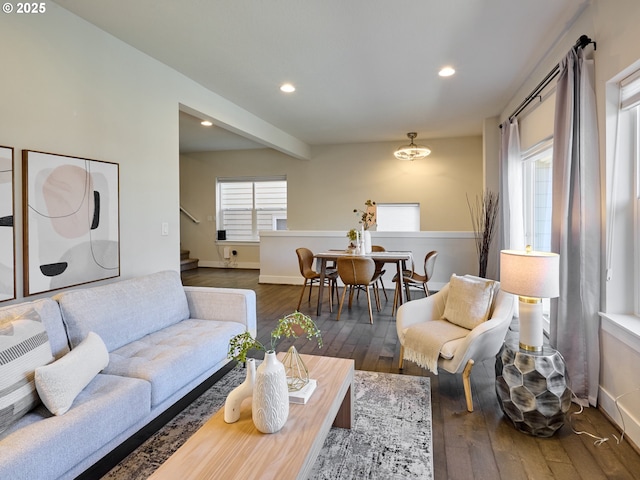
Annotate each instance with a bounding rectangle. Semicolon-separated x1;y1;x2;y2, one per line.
223;247;231;259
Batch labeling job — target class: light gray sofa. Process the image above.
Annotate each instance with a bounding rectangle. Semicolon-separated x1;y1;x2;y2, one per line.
0;270;256;480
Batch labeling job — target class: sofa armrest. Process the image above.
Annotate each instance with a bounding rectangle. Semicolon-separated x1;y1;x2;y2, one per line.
183;287;257;337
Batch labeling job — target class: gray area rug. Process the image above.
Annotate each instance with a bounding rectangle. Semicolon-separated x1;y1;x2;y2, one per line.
103;365;433;480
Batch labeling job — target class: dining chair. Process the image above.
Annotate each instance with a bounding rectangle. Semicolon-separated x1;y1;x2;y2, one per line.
392;250;438;316
371;245;388;302
296;248;338;312
336;256;379;324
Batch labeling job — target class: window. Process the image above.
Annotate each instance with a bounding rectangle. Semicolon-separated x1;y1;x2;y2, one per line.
217;176;287;241
618;70;640;313
521;140;553;324
522;140;553;252
375;203;420;231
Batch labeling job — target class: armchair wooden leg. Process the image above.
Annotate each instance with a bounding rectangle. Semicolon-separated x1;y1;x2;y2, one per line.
463;359;475;412
399;345;405;369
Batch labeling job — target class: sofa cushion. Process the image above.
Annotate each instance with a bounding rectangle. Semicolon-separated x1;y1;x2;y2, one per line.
54;270;190;351
105;319;244;406
441;274;496;329
0;310;54;435
35;332;109;415
0;373;151;480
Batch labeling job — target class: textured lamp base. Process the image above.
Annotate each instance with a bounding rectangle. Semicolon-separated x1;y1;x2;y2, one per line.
495;343;571;437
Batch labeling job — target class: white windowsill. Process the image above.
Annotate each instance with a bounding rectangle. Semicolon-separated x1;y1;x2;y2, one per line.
600;312;640;352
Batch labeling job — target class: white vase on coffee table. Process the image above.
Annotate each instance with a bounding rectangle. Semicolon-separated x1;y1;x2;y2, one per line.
252;351;289;433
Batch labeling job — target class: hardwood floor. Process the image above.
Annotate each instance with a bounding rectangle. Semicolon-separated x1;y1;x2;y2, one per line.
182;267;640;480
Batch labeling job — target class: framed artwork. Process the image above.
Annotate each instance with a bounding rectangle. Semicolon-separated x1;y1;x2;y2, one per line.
23;150;120;296
0;146;15;302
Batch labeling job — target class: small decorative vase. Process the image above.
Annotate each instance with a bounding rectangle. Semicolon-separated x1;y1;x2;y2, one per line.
282;345;309;392
362;228;372;254
252;351;289;433
224;358;255;423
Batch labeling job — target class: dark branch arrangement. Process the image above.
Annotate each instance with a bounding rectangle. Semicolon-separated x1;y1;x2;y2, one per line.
467;191;500;278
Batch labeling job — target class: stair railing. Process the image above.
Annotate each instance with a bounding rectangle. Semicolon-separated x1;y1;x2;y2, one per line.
180;206;200;224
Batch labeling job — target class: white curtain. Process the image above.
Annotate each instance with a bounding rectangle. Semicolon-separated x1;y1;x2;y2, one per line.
499;119;524;251
550;46;600;406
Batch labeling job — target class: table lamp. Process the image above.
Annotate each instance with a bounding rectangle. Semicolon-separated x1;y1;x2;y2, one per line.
499;246;559;352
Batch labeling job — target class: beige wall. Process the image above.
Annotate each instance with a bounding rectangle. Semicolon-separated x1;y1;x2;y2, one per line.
180;136;483;266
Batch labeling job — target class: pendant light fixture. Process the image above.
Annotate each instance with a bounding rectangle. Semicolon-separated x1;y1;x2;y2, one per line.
394;132;431;160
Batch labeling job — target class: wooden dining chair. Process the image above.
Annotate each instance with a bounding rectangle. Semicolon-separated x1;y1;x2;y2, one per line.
392;250;438;315
336;256;379;324
371;245;388;301
296;248;338;312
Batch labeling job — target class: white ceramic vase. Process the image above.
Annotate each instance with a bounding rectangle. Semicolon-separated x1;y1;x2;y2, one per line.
252;351;289;433
362;228;372;254
224;358;255;423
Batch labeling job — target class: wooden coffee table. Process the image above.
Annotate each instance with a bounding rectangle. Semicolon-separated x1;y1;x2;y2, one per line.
148;354;355;480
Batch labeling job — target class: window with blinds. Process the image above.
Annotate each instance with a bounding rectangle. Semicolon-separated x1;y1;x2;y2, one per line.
217;177;287;241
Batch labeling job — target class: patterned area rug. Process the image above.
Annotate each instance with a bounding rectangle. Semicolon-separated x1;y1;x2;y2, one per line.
103;365;433;480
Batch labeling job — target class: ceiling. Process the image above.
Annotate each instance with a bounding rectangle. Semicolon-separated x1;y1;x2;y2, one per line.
54;0;589;153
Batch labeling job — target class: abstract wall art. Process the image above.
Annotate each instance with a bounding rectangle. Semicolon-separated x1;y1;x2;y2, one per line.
23;150;120;295
0;146;15;302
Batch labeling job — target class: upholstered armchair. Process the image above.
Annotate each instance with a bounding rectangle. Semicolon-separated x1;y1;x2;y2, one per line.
396;275;515;412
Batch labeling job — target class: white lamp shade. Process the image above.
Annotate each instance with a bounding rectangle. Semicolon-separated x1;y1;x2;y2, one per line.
500;249;560;298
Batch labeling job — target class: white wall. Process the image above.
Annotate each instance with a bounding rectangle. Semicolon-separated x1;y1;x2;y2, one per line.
259;230;478;288
0;4;306;302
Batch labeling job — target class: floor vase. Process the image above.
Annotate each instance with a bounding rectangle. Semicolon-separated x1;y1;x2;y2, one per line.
223;358;255;423
252;351;289;433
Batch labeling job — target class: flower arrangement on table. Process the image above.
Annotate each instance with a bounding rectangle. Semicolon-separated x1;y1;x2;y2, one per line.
354;199;376;230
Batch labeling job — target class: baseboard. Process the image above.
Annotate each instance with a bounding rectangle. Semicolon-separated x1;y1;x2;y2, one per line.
598;385;640;452
199;260;260;269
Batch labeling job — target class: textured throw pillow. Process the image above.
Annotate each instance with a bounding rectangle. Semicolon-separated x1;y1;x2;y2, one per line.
0;310;53;434
35;332;109;415
441;274;496;329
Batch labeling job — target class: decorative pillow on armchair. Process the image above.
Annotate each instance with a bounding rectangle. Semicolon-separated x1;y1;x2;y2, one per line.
0;310;54;434
441;274;496;329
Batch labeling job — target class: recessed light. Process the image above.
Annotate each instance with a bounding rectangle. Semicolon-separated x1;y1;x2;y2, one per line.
201;120;213;126
280;83;296;93
439;66;455;77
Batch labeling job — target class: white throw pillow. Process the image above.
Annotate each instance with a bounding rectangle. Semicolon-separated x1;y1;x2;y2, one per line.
35;332;109;415
441;274;496;329
0;310;53;433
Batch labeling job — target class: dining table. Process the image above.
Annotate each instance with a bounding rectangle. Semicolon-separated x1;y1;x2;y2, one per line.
313;250;413;316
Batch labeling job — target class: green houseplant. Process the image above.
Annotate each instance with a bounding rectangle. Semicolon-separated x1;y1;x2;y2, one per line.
227;311;323;363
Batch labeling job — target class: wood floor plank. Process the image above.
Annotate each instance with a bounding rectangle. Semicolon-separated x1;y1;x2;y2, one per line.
181;268;640;480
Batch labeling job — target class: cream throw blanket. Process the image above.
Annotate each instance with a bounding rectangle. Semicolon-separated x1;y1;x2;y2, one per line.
403;320;470;375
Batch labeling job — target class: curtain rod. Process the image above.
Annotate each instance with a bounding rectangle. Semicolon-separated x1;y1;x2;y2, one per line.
501;34;596;126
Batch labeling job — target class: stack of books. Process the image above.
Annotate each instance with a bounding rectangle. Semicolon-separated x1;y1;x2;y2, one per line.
288;379;317;404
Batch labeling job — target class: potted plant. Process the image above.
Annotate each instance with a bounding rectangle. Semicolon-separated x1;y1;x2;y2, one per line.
346;228;358;252
227;311;323;363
